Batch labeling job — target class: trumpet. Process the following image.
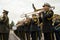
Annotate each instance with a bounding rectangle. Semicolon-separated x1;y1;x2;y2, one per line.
20;9;43;18
20;6;55;18
20;3;55;20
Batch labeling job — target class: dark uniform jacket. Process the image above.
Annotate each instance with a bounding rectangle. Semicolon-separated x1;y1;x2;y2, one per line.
17;24;25;31
30;19;40;31
24;22;31;32
0;16;9;33
39;10;54;33
54;19;60;32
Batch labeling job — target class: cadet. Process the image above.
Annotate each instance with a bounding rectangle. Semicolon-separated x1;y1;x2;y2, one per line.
30;14;41;40
54;16;60;40
39;3;54;40
24;18;31;40
0;10;9;40
14;21;25;40
14;22;21;38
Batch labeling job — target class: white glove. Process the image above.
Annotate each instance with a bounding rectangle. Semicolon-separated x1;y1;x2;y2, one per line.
12;25;17;30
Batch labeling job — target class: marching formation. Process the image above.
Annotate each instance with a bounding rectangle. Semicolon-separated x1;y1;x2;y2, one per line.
0;3;60;40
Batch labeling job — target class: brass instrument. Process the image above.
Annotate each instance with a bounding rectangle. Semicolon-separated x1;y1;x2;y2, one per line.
16;20;25;27
12;20;25;30
20;6;55;18
20;4;55;26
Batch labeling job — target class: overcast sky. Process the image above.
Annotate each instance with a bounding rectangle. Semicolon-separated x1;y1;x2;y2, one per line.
0;0;60;24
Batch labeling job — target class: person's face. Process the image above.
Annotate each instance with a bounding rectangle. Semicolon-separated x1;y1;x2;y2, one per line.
32;16;34;18
43;6;50;11
26;18;30;22
3;13;7;17
32;16;36;19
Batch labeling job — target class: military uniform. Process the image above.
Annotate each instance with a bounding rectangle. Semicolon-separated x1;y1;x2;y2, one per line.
24;21;31;40
40;9;54;40
39;3;54;40
0;10;10;40
30;14;41;40
14;23;25;40
38;3;55;40
54;19;60;40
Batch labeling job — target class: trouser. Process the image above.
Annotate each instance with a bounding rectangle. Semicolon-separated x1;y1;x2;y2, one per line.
31;31;38;40
19;31;25;40
14;30;20;37
14;30;25;40
55;31;60;40
0;33;9;40
38;31;41;40
44;32;54;40
26;31;30;40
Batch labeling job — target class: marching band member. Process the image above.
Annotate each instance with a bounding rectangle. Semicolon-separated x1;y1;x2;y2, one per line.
14;21;26;40
30;14;41;40
54;16;60;40
0;10;9;40
39;3;54;40
24;18;31;40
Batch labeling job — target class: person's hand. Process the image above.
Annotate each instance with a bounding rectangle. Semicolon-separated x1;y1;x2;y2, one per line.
40;23;43;27
12;25;17;30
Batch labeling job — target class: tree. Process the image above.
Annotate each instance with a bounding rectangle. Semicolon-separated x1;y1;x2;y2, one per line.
10;21;15;29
